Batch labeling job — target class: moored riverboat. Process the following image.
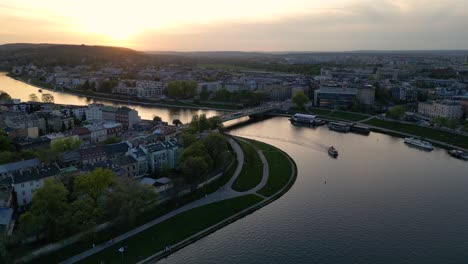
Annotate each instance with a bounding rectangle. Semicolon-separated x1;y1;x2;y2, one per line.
350;124;370;135
404;137;433;151
328;122;351;132
448;149;468;160
290;113;324;126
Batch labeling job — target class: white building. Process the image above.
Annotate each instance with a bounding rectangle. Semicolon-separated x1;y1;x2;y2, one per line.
12;164;60;207
418;100;463;119
85;104;103;122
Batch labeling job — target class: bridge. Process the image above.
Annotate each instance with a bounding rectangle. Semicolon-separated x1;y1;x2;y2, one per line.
220;103;282;122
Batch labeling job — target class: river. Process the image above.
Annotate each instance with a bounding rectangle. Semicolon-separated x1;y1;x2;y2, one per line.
2;73;468;263
0;72;221;123
159;117;468;264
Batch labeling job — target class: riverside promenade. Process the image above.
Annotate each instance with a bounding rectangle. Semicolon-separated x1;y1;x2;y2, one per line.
60;137;296;264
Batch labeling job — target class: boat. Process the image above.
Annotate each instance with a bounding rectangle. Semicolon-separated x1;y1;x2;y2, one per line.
328;122;351;132
328;146;338;157
404;137;433;151
290;113;324;126
350;124;370;135
448;149;468;160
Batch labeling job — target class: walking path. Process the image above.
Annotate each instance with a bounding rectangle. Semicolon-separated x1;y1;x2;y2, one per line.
60;136;269;264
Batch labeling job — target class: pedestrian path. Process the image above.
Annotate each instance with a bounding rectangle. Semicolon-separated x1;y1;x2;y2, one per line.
60;136;268;264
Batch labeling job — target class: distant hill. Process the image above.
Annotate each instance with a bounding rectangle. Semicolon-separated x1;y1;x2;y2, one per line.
0;43;193;67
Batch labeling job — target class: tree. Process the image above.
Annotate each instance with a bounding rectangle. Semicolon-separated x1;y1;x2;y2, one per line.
29;93;39;102
19;179;70;240
292;91;309;110
103;177;155;225
104;136;122;144
386;106;405;120
166;81;197;99
202;133;228;166
180;132;197;147
172;119;182;127
181;156;210;191
0;91;11;101
200;90;210;100
208;116;224;131
74;168;114;207
153;115;162;122
51;137;82;154
41;93;55;103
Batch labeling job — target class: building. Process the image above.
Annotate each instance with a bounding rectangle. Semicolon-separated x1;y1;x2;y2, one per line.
141;139;180;173
12;164;61;207
116;107;140;130
136;81;164;98
0;159;41;179
85;124;107;143
356;85;375;105
85;104;103;122
80;146;106;165
418;100;463;119
314;83;357;108
263;85;292;101
102;106;117;123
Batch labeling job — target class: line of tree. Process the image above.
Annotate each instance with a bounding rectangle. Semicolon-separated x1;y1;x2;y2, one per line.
165;81;197;99
212;89;267;106
16;168;155;245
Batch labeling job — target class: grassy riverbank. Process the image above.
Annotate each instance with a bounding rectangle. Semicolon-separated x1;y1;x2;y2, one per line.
80;194;263;264
364;118;468;149
309;108;369;122
231;140;263;192
250;140;294;197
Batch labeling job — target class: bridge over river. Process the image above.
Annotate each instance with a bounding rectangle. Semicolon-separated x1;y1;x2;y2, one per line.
219;103;282;122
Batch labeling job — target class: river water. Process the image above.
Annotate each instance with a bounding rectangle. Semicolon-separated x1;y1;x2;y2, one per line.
0;72;221;122
158;117;468;264
2;73;468;263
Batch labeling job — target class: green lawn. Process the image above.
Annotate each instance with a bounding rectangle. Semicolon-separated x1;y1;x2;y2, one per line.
250;140;293;197
231;140;263;192
79;194;263;264
364;118;468;149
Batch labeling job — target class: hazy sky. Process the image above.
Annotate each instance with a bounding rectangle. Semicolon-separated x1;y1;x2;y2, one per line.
1;0;467;51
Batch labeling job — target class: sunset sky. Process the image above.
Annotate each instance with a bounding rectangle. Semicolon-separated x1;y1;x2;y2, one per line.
1;0;467;51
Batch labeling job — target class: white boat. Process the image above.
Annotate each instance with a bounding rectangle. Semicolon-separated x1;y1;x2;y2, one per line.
404;137;433;151
290;113;323;125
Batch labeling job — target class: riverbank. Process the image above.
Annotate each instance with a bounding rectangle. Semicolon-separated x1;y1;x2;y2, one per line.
270;111;468;152
7;73;237;112
46;137;296;264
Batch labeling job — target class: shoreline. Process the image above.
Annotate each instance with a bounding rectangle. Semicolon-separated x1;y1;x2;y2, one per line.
6;73;237;112
138;138;297;263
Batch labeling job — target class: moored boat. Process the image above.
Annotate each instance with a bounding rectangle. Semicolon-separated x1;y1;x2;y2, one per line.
448;149;468;160
290;113;324;126
404;137;433;151
328;122;351;132
350;124;370;135
328;146;338;157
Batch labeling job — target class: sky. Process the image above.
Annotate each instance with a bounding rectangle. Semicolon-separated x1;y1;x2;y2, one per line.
0;0;467;51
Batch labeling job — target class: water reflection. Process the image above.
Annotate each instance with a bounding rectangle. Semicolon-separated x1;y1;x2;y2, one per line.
159;116;468;264
0;72;222;123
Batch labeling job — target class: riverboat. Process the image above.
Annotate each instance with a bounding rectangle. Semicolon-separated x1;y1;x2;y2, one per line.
328;122;351;132
350;124;370;135
290;113;324;126
448;149;468;160
404;137;433;151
